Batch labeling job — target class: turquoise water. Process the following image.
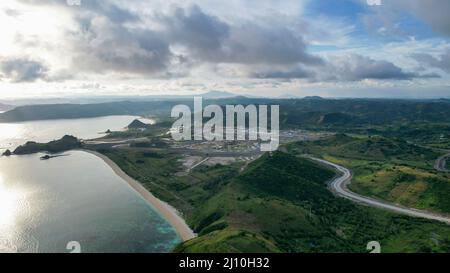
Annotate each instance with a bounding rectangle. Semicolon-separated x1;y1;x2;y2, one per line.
0;117;181;253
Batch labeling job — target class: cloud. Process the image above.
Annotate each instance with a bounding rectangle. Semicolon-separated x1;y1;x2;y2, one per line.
0;57;48;82
14;0;173;76
12;1;320;79
361;0;450;37
249;66;315;79
412;49;450;73
68;20;174;76
2;0;446;92
244;54;434;82
321;54;435;82
396;0;450;36
223;23;323;65
333;54;414;80
3;8;22;17
65;2;178;77
161;5;322;66
162;5;230;60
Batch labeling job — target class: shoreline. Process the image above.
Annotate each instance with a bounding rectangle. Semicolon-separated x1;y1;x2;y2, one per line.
83;150;196;242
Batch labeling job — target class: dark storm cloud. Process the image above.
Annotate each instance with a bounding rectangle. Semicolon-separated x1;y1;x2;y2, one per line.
0;57;48;82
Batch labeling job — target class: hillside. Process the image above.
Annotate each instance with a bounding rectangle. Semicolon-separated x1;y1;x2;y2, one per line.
292;134;439;167
318;112;357;125
171;151;450;253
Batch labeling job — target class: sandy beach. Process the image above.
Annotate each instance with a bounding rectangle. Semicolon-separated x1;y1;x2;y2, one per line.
83;150;196;242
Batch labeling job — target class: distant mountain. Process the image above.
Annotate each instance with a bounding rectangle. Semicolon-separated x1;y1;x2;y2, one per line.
200;91;238;99
278;93;301;99
0;101;179;122
0;103;13;112
0;92;239;106
303;96;325;100
3;98;450;125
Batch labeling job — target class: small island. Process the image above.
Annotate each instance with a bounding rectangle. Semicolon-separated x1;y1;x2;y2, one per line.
2;149;12;156
13;135;82;155
40;154;69;160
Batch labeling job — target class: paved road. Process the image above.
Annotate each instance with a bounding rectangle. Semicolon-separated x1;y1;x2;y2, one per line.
308;156;450;225
434;153;450;172
188;157;210;173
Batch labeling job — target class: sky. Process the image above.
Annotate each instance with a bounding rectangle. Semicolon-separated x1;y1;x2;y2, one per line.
0;0;449;99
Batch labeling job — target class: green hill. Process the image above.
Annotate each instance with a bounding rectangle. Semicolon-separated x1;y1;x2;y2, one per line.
237;152;335;205
318;112;357;125
173;151;450;253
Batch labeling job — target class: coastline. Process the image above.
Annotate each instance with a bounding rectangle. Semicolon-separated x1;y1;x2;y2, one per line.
82;150;196;242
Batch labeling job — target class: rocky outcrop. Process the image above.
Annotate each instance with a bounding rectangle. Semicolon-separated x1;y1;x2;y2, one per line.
13;135;81;155
127;119;150;130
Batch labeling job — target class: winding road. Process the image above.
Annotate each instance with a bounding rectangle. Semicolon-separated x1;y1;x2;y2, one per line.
434;153;450;172
307;156;450;225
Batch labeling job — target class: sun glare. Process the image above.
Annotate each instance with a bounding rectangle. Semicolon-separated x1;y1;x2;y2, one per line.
0;124;22;140
0;176;19;228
